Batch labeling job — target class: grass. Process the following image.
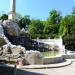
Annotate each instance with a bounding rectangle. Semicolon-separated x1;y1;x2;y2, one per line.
41;50;59;57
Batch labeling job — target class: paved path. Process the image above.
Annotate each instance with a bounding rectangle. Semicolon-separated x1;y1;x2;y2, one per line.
23;61;75;75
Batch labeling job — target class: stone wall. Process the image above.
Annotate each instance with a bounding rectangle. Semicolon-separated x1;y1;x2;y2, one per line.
63;54;75;59
33;37;65;52
43;54;64;64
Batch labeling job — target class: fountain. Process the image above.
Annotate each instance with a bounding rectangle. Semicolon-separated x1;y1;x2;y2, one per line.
0;0;73;69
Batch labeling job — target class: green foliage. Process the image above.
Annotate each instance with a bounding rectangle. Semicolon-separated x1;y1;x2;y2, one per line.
43;24;51;34
63;35;75;51
28;10;63;39
59;20;67;37
48;9;62;24
63;15;72;34
62;7;75;51
72;6;75;16
46;9;62;38
18;15;30;29
71;24;75;35
28;19;44;38
0;14;8;21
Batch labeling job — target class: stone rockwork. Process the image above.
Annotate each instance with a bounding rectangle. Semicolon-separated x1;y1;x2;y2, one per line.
3;20;20;36
0;0;45;66
0;20;4;35
20;28;26;36
0;22;9;46
0;19;27;65
1;44;26;58
0;22;26;64
0;19;44;66
0;35;7;47
0;38;27;65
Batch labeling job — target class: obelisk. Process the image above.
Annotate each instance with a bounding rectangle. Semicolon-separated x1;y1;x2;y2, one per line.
8;0;16;20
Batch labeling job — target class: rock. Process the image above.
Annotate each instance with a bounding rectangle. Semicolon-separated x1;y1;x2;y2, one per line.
20;28;26;36
11;45;26;57
2;35;10;44
0;20;28;66
0;51;3;56
3;20;20;36
18;58;28;66
25;50;43;65
0;35;7;47
2;44;26;59
0;47;3;56
0;22;9;46
0;32;10;47
0;21;4;35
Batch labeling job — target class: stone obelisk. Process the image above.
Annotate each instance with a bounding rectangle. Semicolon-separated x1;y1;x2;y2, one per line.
8;0;16;20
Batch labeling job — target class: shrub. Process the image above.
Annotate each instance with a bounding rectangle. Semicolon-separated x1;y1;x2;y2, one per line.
63;35;75;51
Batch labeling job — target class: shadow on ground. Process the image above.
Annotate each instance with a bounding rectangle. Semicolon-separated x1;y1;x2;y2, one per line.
17;69;44;75
0;65;44;75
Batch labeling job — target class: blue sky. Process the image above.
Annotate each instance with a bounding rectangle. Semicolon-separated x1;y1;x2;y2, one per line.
0;0;75;20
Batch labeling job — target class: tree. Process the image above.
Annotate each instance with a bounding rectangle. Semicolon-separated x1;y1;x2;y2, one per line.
59;20;67;37
47;9;62;38
63;34;75;51
0;14;8;21
63;15;75;35
18;15;31;29
28;19;44;38
44;24;51;34
62;8;75;51
48;10;62;24
72;6;75;16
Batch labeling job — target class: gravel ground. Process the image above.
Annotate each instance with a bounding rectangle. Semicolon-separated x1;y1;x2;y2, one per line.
22;61;75;75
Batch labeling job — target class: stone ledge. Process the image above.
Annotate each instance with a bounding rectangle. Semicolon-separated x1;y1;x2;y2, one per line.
17;59;72;69
43;54;64;64
63;54;75;59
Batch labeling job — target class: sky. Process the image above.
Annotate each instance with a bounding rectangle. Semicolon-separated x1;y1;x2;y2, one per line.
0;0;75;20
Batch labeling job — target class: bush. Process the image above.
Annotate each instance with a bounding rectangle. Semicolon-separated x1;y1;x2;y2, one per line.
63;35;75;51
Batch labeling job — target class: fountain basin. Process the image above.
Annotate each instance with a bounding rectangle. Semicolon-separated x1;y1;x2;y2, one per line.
43;54;64;64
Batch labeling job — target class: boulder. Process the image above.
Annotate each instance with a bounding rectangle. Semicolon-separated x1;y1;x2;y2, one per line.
18;58;28;66
20;28;26;36
0;43;26;65
0;32;10;47
0;47;3;56
0;35;7;47
10;45;26;57
0;22;9;46
2;44;26;59
0;21;4;35
3;20;20;36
